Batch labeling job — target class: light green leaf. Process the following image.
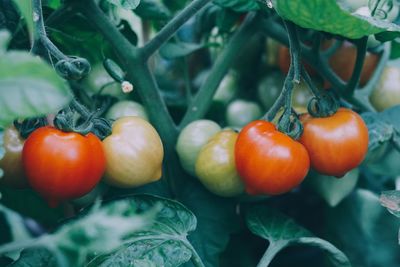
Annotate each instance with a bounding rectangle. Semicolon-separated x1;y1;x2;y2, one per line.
271;0;400;40
247;206;351;267
107;0;141;10
0;51;72;128
87;194;199;267
380;190;400;218
12;0;34;44
0;30;11;53
307;169;359;207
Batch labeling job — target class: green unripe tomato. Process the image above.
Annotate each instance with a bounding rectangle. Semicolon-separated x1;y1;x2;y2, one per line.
370;66;400;111
213;72;238;105
176;120;221;176
195;129;244;197
225;100;262;128
106;100;149;121
82;64;126;99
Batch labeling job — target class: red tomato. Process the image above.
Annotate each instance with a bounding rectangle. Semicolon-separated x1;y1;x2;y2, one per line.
324;41;379;88
299;108;368;177
22;127;105;207
235;120;310;195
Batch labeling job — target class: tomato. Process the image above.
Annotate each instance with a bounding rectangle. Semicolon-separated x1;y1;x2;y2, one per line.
235;120;310;195
370;66;400;111
195;129;244;197
225;100;262;128
106;100;149;121
213;72;238;105
176;120;221;176
102;117;164;188
299;108;368;177
325;41;379;88
22;127;105;206
82;64;127;99
0;126;28;188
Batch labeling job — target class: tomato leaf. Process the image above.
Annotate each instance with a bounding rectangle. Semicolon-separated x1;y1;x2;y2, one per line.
42;0;62;9
270;0;400;41
107;0;141;10
159;41;206;59
361;112;394;151
8;198;157;267
214;0;259;12
246;206;351;267
326;189;400;266
134;0;171;20
9;247;58;267
307;169;359;207
87;194;199;267
0;52;72;128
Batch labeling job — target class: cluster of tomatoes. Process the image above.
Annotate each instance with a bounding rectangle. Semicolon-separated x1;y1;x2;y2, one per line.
177;106;369;197
0;105;164;207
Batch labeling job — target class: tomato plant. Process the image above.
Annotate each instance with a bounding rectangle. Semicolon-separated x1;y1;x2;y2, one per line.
235;120;310;195
300;108;369;177
2;0;400;266
22;127;105;207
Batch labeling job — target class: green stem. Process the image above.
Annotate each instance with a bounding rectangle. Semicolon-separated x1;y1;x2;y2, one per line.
256;241;287;267
344;37;368;95
179;13;261;129
181;56;193;103
141;0;212;59
0;237;46;255
283;21;301;83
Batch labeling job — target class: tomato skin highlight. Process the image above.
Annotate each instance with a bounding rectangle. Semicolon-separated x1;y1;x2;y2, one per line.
299;108;368;177
235;120;310;195
22;127;106;206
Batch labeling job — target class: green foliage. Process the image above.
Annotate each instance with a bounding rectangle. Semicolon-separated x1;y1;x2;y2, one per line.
107;0;141;10
380;190;400;219
246;206;352;267
0;30;11;53
160;42;206;59
271;0;400;40
214;0;259;12
6;197;159;266
326;190;400;267
11;0;33;43
87;194;198;267
134;0;171;20
0;51;72;128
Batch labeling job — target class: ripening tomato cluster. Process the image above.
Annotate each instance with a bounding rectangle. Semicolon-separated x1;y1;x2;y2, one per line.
0;112;164;207
177;108;369;197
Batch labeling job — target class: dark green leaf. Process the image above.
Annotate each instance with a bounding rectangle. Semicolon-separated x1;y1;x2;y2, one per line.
160;42;205;59
307;169;359;207
247;206;351;267
361;112;394;151
271;0;400;40
326;189;400;267
42;0;62;9
179;180;239;267
216;8;240;33
87;195;198;267
214;0;259;12
380;190;400;218
9;248;57;267
390;39;400;59
0;52;72;128
107;0;141;10
135;0;171;20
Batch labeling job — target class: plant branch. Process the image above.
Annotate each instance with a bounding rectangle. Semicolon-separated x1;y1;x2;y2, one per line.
141;0;212;59
256;241;287;267
179;13;261;128
345;37;368;95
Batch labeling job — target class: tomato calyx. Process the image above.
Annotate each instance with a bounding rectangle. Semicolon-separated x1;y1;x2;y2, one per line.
54;98;112;140
14;117;48;139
